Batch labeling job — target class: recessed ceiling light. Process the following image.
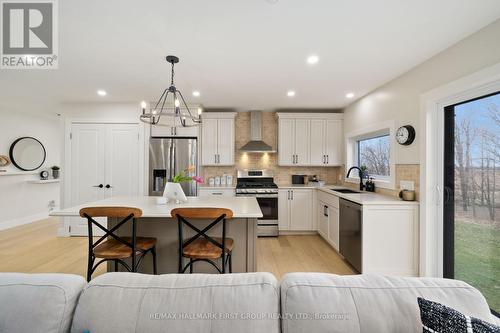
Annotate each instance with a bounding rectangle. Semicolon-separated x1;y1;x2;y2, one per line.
306;55;319;65
287;90;296;97
346;92;355;99
192;90;200;97
97;90;107;96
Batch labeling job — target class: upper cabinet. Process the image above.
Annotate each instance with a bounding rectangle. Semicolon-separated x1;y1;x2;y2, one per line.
201;112;236;166
277;113;343;167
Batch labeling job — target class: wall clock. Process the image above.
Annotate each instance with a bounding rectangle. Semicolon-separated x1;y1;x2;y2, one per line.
396;125;416;146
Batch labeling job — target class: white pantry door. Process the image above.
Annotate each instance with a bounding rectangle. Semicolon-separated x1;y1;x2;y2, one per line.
69;123;140;236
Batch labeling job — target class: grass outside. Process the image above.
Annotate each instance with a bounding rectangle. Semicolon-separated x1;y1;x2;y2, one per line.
455;219;500;312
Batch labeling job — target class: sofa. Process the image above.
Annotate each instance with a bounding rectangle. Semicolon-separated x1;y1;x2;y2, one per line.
0;272;497;333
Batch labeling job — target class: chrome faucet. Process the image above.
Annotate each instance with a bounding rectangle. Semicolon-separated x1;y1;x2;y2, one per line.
346;166;365;191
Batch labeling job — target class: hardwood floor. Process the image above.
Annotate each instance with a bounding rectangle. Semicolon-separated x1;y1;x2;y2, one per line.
257;234;355;278
0;218;354;279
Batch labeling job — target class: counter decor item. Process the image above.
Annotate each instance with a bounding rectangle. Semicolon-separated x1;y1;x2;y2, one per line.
0;155;10;172
221;174;227;186
365;177;376;192
399;189;416;201
209;178;215;186
226;175;233;186
215;176;221;186
40;170;49;180
163;165;203;203
51;166;60;179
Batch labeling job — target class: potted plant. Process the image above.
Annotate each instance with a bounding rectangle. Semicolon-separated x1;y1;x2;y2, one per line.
163;165;203;203
51;166;60;179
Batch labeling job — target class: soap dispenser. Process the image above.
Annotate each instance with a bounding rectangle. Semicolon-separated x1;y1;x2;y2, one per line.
365;177;376;192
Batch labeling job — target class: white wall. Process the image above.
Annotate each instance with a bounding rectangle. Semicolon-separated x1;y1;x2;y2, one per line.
343;19;500;164
0;111;61;230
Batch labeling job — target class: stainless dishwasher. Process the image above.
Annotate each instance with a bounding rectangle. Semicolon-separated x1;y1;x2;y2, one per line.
339;198;362;273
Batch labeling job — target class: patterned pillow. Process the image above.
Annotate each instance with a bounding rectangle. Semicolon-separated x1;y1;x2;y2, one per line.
417;297;500;333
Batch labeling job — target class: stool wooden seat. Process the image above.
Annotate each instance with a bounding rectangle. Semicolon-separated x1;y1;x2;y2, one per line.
80;207;158;281
94;237;157;259
172;208;234;274
183;237;234;259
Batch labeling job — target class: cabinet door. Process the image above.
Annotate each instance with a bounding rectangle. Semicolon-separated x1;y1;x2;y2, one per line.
325;120;342;165
278;119;295;166
105;124;140;198
278;189;290;230
201;118;218;166
294;119;310;166
310;119;325;166
289;189;313;230
318;202;329;238
217;118;235;165
328;206;340;250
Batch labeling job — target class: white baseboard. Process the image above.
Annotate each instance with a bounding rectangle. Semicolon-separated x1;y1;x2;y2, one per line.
0;212;50;231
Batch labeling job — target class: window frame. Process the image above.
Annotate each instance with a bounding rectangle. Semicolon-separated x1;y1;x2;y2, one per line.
345;120;396;189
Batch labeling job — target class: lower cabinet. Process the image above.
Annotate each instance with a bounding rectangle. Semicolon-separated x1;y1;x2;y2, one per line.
327;205;339;250
317;202;329;238
316;191;340;251
279;189;313;231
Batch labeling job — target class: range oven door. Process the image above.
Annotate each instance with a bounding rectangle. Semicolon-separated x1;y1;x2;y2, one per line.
256;196;279;237
256;196;278;222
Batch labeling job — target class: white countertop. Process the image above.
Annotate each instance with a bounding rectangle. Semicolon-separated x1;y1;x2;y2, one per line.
278;184;335;189
50;196;263;218
318;187;419;205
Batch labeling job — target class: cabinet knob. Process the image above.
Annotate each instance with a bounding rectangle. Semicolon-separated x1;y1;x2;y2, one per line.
105;184;112;189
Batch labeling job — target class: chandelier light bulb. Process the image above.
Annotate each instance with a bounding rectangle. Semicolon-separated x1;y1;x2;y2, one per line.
197;107;203;115
140;101;147;109
174;99;180;107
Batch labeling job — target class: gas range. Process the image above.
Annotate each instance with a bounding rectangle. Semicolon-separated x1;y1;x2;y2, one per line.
236;170;279;237
235;170;278;196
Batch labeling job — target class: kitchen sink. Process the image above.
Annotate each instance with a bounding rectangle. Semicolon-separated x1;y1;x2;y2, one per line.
331;188;360;194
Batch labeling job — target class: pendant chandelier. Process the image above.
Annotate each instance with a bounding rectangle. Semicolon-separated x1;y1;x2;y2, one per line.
140;55;202;127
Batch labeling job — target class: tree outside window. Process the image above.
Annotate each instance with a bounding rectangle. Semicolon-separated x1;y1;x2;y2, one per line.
357;134;390;178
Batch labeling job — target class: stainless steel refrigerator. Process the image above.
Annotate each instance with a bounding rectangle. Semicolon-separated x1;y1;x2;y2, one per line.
149;137;198;196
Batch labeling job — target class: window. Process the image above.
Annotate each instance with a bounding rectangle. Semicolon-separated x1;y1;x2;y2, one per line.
357;134;390;178
345;121;395;189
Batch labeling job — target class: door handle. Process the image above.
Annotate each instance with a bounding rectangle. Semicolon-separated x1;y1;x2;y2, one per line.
93;184;104;188
287;190;290;200
323;155;325;164
291;190;293;200
105;184;112;189
215;154;217;164
326;155;329;164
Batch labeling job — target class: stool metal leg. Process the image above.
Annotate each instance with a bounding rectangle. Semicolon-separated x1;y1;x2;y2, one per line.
189;259;193;273
151;246;158;275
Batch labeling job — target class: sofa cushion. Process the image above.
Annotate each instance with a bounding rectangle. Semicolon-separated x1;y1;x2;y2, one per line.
418;297;500;333
71;272;280;333
281;273;495;333
0;273;86;333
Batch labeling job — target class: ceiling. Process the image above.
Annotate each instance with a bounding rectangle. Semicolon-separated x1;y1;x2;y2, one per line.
1;0;500;114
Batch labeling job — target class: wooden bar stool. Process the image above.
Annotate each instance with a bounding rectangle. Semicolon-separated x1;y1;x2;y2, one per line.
80;207;158;281
172;208;234;274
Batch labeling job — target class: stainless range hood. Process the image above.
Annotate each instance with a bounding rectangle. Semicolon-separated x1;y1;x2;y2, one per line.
240;111;276;153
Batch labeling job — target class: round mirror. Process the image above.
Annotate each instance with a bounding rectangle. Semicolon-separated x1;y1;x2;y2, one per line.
9;137;46;171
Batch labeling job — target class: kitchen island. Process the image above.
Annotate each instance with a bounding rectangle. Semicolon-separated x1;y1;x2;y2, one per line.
51;196;263;274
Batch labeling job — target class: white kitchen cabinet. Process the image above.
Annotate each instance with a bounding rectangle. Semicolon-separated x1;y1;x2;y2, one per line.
317;201;329;238
277;113;343;166
198;188;235;197
310;119;326;165
278;119;295;165
325;120;342;165
328;205;339;250
279;188;313;231
201;113;236;166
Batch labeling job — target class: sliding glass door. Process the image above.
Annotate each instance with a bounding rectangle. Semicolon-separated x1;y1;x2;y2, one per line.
443;91;500;316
